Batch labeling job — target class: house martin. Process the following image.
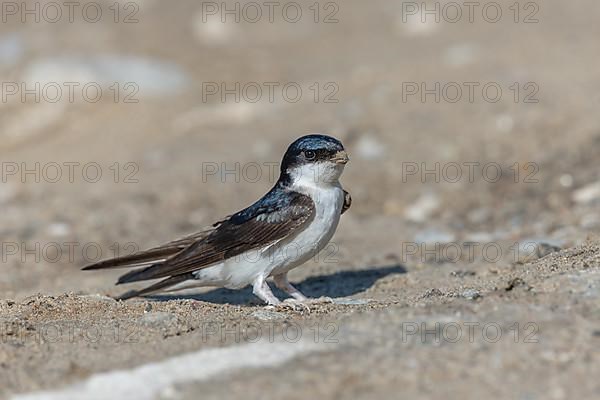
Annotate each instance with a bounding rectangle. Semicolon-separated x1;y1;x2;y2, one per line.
83;134;351;305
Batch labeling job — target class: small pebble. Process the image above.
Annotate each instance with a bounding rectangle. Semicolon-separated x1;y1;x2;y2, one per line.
80;294;115;302
450;270;476;278
251;310;287;321
461;289;481;300
332;298;371;306
140;312;177;326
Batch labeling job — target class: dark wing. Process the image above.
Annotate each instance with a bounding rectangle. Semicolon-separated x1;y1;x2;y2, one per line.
116;191;315;285
342;190;351;214
82;228;215;270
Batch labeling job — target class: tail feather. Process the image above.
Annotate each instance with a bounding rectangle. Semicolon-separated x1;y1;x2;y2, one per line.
115;273;193;300
82;229;213;271
82;251;169;271
82;249;176;271
116;262;167;285
83;228;217;300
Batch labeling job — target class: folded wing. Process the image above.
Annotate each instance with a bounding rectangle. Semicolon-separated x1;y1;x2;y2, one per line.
116;191;315;285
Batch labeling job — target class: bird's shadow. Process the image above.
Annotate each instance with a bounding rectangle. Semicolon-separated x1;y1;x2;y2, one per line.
148;264;406;305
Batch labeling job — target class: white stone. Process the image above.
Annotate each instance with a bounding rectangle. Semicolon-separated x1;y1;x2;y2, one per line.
443;44;476;67
397;12;439;36
414;229;456;244
573;181;600;204
559;174;573;188
404;193;440;223
495;114;514;133
46;223;71;237
192;13;236;44
355;135;385;160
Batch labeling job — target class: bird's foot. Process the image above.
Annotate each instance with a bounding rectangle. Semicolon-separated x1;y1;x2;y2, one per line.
263;298;281;309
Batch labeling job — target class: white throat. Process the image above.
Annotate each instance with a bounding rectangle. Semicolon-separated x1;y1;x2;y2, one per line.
287;162;345;193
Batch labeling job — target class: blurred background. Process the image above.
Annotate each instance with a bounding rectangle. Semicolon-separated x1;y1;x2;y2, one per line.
2;0;599;297
1;0;600;398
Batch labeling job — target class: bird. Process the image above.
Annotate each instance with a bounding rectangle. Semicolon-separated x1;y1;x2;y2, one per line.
83;134;351;305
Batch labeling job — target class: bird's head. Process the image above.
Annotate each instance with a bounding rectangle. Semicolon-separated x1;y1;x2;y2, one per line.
280;134;349;187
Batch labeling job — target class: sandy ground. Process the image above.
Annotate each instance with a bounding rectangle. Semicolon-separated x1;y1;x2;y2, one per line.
1;0;600;398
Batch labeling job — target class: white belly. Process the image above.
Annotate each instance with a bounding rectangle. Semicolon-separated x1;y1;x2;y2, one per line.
192;184;345;289
269;184;344;275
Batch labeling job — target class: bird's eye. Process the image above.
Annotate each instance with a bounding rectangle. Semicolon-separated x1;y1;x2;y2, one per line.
304;150;316;160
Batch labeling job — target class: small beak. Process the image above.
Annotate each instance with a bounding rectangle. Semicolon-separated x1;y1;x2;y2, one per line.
331;150;349;165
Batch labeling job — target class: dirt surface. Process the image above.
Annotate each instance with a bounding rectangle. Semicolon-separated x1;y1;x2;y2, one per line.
1;0;600;398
